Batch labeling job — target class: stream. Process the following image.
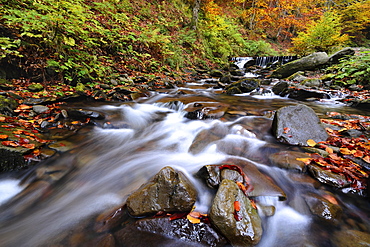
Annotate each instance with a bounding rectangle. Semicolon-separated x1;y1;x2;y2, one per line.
0;64;369;246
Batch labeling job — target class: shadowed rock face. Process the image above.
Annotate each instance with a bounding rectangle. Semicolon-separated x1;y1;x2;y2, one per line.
209;179;262;247
272;104;329;146
126;166;197;217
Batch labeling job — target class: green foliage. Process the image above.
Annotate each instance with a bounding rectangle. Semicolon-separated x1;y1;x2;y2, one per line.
0;37;22;58
290;12;349;56
325;51;370;86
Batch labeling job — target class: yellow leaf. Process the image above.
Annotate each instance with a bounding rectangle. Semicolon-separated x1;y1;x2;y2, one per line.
325;146;334;154
306;139;316;147
187;214;200;224
363;155;370;163
340;148;356;155
296;157;312;165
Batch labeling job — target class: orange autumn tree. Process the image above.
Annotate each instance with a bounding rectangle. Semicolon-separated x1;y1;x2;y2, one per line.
240;0;326;42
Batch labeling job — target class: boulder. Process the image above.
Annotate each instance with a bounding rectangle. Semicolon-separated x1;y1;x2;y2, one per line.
126;166;197;216
272;104;329;146
285;88;330;100
114;217;226;247
225;78;260;95
303;192;342;224
209;70;224;78
67;108;105;120
270;52;329;79
209;179;262;246
328;47;355;64
32;105;50;114
271;81;289;96
27;83;44;92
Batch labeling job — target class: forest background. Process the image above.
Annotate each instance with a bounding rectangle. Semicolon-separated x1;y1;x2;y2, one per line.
0;0;369;85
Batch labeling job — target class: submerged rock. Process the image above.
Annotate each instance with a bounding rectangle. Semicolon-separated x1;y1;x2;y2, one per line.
126;166;197;216
210;179;262;246
332;229;370;247
303;192;342;224
272;104;328;146
269;151;310;173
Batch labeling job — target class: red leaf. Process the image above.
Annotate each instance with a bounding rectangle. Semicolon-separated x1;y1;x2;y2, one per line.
2;141;19;147
234;201;241;212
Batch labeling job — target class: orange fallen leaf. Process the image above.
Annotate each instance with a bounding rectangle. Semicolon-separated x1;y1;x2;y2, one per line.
296;157;312;165
17;104;32;110
363;156;370;163
340;148;356;155
283;127;290;134
187;214;200;224
0;116;6;122
322;194;338;205
325;146;334;154
307;139;316;147
2;141;19;147
234;201;241;212
21;143;35;149
0;135;8;139
353;150;364;158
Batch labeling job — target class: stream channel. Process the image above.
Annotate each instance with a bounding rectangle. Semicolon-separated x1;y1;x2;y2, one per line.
0;60;369;246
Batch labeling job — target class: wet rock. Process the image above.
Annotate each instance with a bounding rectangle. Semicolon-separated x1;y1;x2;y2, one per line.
308;164;350;188
271;81;289;96
188;122;228;154
94;205;131;233
332;229;370;247
303;192;342;224
288;173;321;189
301;78;322;88
224;158;286;199
225;78;260;95
85;233;116;247
328;47;355;64
231;116;273;140
209;69;224;77
0;95;18;116
126;166;197;216
184;102;229;120
219;74;232;85
49;140;79;153
32;105;50;114
117;217;226;247
286;87;330;100
0;148;26;172
221;169;243;183
230;70;244;76
270;52;329;79
197;159;286;200
67;108;105;120
210;179;263;246
196;165;221;188
269;151;310;172
272;104;329;146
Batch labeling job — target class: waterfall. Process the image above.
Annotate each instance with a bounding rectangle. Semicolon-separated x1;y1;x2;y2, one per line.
231;56;297;69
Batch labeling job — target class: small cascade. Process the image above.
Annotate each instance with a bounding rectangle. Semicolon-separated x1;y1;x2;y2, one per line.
231;56;297;69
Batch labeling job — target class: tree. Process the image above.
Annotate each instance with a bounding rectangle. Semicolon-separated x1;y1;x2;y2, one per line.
290;11;349;55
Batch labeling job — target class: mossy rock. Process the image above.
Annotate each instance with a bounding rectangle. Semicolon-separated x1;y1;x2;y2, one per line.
0;95;18;115
28;83;44;92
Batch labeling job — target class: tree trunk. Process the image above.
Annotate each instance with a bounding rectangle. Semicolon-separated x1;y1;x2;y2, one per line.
191;0;201;30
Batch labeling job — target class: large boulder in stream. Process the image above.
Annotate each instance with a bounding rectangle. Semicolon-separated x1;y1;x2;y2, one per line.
272;104;329;146
270;52;329;79
126;166;197;216
225;78;260;95
209;179;263;246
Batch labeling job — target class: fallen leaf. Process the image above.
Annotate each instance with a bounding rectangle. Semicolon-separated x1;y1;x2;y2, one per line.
0;116;6;122
322;194;338;205
234;201;241;212
21;143;35;149
0;135;8;139
296;157;312;165
307;139;316;147
325;146;334;154
340;148;356;155
283;127;290;134
2;141;19;147
353;150;364;158
363;156;370;163
187;214;200;224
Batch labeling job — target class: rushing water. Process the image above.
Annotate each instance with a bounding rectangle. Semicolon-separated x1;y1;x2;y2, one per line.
0;74;369;246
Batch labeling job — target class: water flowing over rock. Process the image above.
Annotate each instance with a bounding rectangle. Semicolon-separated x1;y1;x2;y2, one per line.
126;166;197;216
184;102;229;120
332;229;370;247
270;52;329;79
209;179;262;247
272;104;329;146
114;217;227;247
225;78;260;95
